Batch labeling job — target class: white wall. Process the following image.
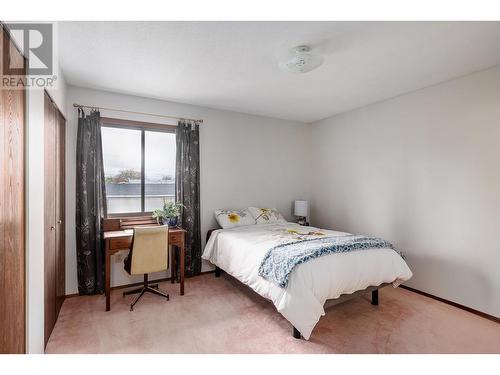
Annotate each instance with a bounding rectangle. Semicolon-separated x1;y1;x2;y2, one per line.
26;88;45;354
309;65;500;318
65;85;310;295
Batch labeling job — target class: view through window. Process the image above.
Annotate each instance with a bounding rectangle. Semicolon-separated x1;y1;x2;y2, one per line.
101;124;176;214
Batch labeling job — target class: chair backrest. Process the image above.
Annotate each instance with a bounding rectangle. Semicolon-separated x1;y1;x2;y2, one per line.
130;226;169;275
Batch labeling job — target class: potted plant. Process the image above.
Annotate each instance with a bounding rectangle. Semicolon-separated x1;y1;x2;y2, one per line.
152;200;184;227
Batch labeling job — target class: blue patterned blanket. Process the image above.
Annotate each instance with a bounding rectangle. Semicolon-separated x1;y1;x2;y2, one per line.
258;235;396;288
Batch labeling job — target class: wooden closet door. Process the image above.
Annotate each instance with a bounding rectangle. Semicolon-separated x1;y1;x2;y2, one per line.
44;93;66;347
44;93;56;346
0;26;26;354
55;111;66;315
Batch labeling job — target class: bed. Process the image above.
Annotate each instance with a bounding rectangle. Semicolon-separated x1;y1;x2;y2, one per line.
202;221;413;340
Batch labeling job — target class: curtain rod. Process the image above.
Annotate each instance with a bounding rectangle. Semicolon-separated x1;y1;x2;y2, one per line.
73;103;203;123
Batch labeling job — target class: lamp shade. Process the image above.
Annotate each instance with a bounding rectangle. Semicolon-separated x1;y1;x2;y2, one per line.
294;200;308;217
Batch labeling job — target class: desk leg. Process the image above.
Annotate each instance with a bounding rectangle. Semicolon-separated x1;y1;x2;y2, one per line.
105;240;111;311
180;245;185;295
171;245;176;283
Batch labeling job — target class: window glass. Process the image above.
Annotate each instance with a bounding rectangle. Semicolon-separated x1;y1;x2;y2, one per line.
101;125;176;215
102;127;142;214
145;131;176;211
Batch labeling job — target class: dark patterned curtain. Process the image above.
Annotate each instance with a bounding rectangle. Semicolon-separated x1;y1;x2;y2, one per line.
176;120;201;276
75;109;107;295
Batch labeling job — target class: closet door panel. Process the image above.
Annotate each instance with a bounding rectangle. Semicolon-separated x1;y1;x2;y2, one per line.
44;93;56;346
0;27;26;354
0;25;26;353
55;112;66;315
44;93;66;347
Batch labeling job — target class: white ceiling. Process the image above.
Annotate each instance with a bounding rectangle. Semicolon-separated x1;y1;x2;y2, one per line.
58;22;500;123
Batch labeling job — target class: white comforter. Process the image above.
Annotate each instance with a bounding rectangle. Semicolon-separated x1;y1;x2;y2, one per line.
202;222;413;339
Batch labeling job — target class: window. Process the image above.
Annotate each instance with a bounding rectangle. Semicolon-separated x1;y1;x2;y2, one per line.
101;118;176;215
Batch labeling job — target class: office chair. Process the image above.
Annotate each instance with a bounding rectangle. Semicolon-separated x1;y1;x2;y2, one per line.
123;226;170;311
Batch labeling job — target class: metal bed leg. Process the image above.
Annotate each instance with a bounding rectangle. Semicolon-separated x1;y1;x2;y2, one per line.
215;266;221;277
292;326;301;339
371;289;379;306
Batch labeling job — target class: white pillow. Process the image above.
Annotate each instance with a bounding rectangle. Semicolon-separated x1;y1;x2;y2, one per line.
248;207;286;225
214;209;256;229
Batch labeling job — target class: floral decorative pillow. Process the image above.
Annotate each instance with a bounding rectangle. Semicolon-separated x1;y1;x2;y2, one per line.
214;209;256;229
248;207;287;224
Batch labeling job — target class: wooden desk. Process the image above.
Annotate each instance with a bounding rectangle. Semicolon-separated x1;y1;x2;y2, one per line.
103;226;186;312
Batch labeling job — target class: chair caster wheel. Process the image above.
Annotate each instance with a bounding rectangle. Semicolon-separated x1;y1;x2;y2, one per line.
167;295;170;301
130;306;133;311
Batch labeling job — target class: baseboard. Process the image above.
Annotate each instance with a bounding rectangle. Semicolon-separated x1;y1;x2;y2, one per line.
400;285;499;324
65;270;215;298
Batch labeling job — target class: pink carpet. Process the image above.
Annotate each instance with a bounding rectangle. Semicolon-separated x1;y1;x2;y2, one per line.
45;273;500;353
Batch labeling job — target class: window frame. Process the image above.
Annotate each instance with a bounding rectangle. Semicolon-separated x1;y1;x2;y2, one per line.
101;117;176;218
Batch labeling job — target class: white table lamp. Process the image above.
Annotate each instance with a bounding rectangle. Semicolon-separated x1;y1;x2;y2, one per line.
294;200;308;225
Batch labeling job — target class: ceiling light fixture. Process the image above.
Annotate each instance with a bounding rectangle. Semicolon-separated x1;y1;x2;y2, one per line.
279;45;324;74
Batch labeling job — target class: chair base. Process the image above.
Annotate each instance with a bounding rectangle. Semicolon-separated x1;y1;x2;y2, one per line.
122;275;169;311
123;284;159;296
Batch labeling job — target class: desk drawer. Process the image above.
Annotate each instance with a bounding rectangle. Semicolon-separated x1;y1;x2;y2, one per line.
169;232;184;246
109;237;132;250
